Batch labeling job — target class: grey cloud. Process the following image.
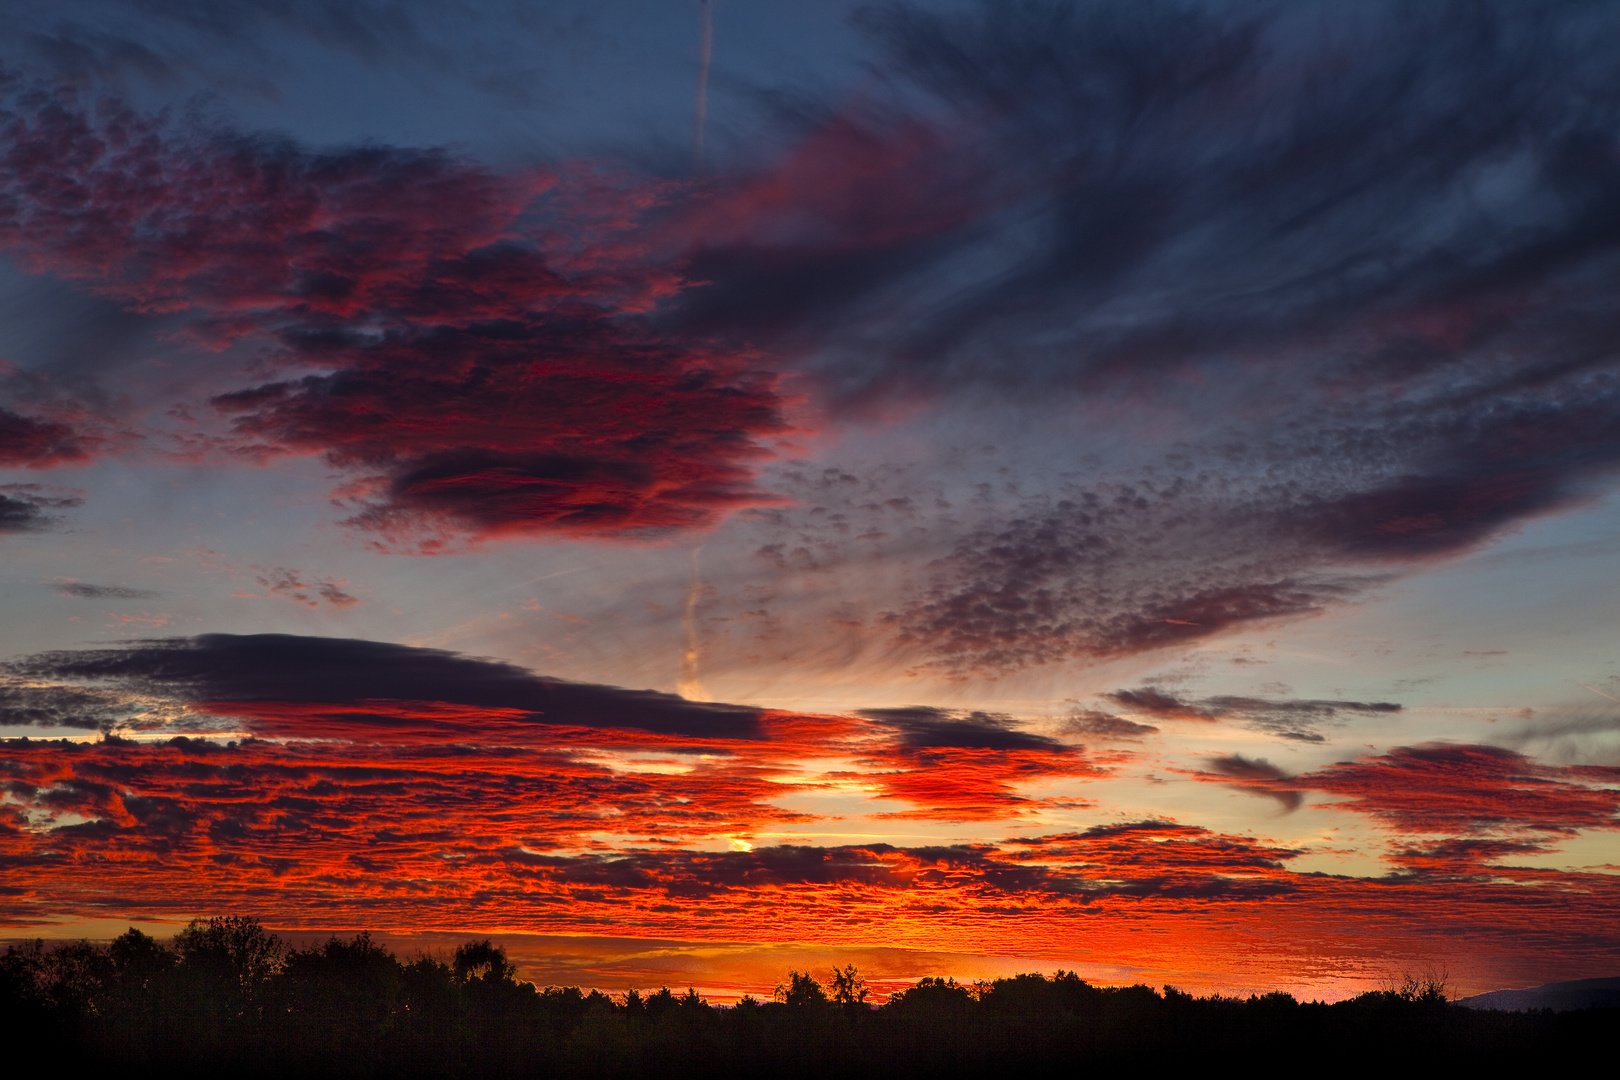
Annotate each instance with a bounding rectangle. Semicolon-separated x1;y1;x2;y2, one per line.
856;705;1063;751
0;0;579;113
1204;753;1304;812
1107;688;1399;743
0;680;129;730
0;484;82;533
1206;754;1292;783
1060;709;1158;742
54;582;158;599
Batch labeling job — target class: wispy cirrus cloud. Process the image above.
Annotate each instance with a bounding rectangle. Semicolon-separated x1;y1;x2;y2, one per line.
1106;689;1400;743
695;1;1620;674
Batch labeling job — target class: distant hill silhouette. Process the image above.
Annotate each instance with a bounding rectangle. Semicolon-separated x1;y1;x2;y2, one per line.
1457;977;1620;1012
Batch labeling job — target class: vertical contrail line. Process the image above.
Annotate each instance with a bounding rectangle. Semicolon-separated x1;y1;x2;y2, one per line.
695;0;713;173
678;546;706;700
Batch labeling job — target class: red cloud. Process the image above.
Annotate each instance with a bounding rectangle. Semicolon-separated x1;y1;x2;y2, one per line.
6;733;1618;995
0;89;789;544
4;638;1618;990
0;407;92;468
855;747;1103;821
1297;743;1620;837
3;728;1619;995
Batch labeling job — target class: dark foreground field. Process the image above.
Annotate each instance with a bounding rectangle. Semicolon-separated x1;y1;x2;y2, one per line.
3;918;1610;1077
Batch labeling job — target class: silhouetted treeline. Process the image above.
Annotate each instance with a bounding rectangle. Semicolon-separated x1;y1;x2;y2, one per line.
1;917;1608;1077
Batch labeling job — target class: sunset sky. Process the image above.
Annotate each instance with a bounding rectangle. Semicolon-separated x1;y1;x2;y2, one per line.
2;0;1619;1002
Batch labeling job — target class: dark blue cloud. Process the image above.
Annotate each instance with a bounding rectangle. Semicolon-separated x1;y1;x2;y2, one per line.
856;705;1063;751
0;482;81;533
53;582;158;599
8;634;766;739
685;1;1620;669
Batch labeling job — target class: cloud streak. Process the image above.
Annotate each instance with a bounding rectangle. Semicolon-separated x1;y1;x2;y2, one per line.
1297;743;1620;838
696;0;1620;672
54;582;158;599
6;633;769;741
1106;690;1401;743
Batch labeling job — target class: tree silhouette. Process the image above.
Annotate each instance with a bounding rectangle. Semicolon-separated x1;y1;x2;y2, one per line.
171;915;285;1027
830;964;868;1006
452;939;516;986
109;927;173;989
173;916;284;996
774;969;827;1007
886;976;973;1013
282;932;403;1027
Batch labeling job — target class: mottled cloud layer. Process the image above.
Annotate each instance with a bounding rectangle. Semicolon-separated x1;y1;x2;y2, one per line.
6;2;1620;670
2;732;1616;981
1300;744;1620;840
2;632;1617;987
0;633;1094;819
703;0;1620;672
0;83;786;546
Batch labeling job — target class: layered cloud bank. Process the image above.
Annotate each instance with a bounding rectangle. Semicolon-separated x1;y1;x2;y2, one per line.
3;634;1617;992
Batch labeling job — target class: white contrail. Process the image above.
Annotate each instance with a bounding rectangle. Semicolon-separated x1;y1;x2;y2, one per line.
1579;683;1620;704
694;0;713;173
513;567;585;588
677;546;707;700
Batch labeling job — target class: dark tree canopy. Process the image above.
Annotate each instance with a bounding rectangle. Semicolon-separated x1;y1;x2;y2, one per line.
0;919;1607;1077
